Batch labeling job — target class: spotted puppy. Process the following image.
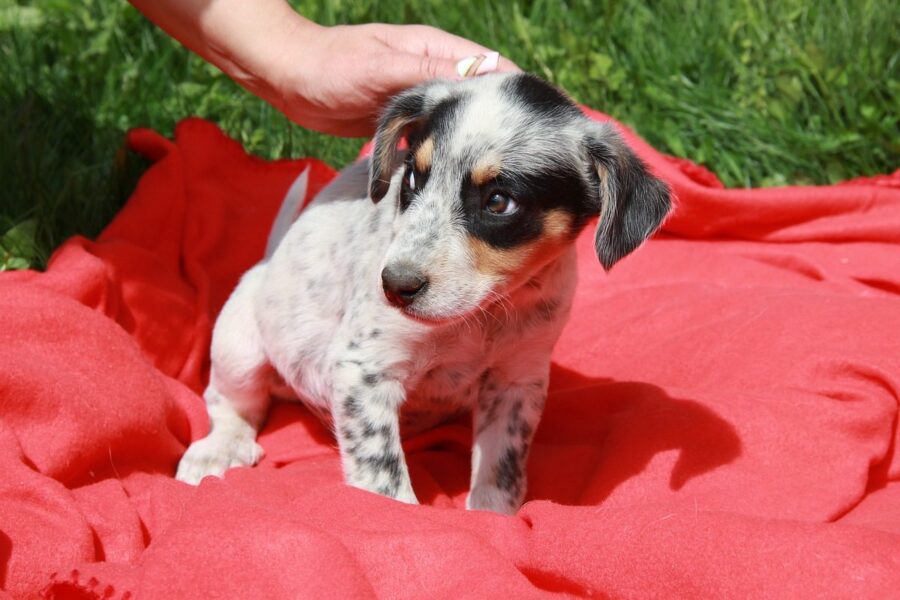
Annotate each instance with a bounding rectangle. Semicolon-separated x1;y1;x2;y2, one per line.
176;73;671;514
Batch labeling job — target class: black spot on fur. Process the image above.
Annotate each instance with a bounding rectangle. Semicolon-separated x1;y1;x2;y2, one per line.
343;396;361;419
414;96;463;146
348;340;360;350
363;373;380;386
377;482;400;497
502;73;581;119
370;329;382;338
361;453;402;482
477;392;504;434
495;447;523;494
506;399;524;436
360;422;392;439
520;421;534;440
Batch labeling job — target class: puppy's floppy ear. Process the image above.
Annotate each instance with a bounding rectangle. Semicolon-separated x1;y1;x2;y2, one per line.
585;122;672;270
369;87;431;203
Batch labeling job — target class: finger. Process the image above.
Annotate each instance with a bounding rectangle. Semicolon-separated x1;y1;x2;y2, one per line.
377;24;491;59
496;56;522;73
380;52;463;88
427;34;522;73
376;24;520;72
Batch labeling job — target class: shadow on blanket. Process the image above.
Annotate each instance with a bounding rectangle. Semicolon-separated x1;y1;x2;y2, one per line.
252;362;741;509
0;530;8;590
535;364;742;506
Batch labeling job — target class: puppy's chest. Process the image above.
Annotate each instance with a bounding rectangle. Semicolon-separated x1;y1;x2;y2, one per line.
400;333;488;427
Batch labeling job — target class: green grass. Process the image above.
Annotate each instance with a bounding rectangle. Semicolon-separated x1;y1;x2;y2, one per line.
1;0;898;269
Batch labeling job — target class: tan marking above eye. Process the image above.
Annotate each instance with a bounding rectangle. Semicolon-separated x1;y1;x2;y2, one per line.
414;136;435;171
471;153;503;186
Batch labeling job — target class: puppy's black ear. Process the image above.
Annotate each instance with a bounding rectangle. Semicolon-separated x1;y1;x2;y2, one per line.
369;87;430;203
585;123;672;270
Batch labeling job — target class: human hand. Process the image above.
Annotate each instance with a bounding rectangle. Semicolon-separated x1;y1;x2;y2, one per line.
128;0;517;137
270;23;521;137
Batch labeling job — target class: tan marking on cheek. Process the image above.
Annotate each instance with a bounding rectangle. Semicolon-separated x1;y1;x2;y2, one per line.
543;210;574;239
471;154;503;186
415;136;434;171
468;238;533;277
468;212;574;284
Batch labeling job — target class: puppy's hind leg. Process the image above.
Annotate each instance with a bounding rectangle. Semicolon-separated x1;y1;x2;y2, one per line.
177;266;271;485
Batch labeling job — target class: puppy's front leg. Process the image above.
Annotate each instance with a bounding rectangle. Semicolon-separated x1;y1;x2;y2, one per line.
468;370;547;514
332;360;418;504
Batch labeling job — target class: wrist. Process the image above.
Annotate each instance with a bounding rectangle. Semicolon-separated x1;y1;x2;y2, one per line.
198;1;323;110
265;23;345;121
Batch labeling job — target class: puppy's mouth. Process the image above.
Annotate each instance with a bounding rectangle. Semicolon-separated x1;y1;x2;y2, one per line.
391;291;509;327
394;304;455;326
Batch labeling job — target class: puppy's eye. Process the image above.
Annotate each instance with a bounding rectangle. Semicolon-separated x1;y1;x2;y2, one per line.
484;193;518;216
405;164;416;190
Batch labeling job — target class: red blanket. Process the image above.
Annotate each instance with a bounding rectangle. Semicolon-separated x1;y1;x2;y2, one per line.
2;115;899;599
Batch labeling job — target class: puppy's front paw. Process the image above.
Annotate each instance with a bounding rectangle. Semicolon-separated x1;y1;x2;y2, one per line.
175;431;264;485
466;485;520;515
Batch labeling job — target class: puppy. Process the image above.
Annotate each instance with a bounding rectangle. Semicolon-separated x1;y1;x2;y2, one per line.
176;73;671;514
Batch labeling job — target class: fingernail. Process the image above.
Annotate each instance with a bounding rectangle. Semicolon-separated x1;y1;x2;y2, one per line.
456;51;501;78
477;51;500;75
455;55;480;78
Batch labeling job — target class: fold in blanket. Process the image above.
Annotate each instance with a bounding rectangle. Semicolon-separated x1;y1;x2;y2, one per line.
1;114;898;599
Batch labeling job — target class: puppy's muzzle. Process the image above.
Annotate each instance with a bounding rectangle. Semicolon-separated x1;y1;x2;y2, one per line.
381;263;428;308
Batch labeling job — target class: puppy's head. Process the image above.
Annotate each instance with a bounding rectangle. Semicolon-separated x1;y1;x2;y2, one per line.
370;73;671;323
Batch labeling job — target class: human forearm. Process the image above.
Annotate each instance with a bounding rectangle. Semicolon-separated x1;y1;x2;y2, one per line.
129;0;317;106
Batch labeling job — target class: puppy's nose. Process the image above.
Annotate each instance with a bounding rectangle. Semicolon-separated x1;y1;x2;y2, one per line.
381;264;428;307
